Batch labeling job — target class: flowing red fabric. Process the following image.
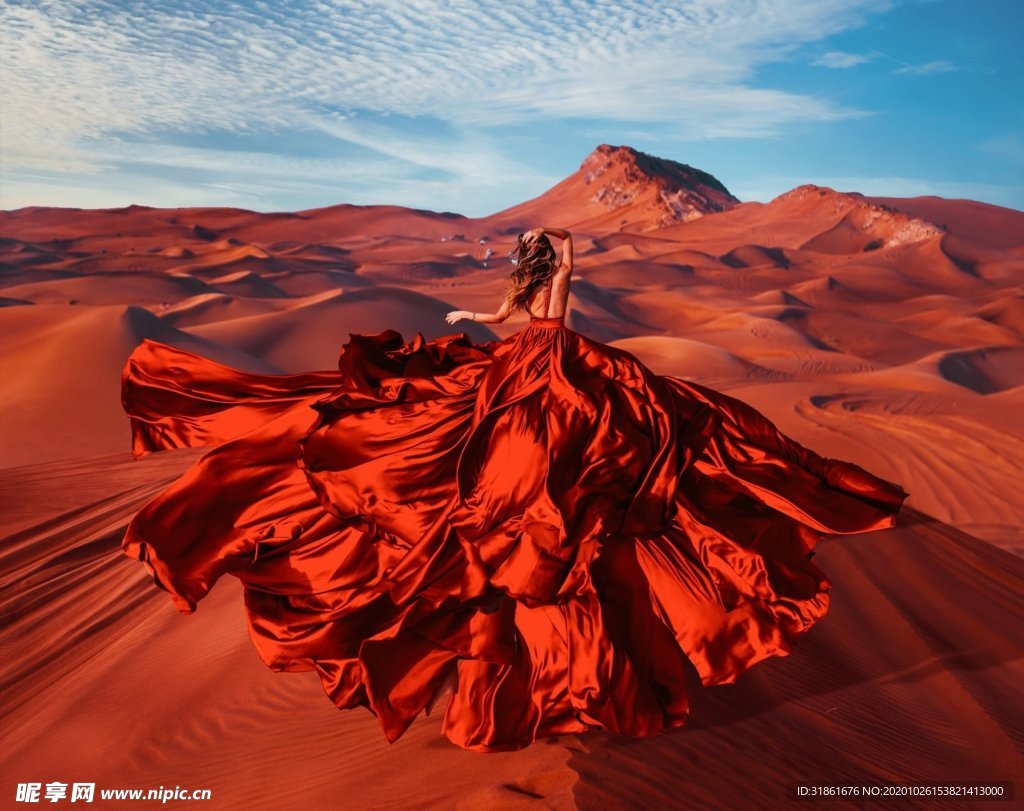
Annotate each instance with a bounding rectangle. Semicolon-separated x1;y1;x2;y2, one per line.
121;303;908;752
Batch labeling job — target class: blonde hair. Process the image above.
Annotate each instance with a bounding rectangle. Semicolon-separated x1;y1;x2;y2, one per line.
504;233;558;312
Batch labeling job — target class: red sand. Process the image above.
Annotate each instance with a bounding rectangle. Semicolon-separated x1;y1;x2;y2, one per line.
2;145;1023;807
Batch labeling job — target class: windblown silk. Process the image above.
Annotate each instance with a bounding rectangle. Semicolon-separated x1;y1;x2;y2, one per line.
121;313;908;752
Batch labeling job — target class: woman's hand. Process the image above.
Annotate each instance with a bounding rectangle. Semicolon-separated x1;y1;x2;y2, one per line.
521;227;543;245
445;310;473;325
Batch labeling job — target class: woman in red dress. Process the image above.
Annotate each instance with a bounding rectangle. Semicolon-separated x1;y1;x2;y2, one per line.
121;226;908;752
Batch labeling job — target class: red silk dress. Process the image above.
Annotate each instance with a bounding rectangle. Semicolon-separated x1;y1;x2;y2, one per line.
121;275;908;752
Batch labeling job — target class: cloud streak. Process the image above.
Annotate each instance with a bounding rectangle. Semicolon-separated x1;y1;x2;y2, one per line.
1;1;891;174
892;59;959;75
810;48;961;76
862;48;961;75
813;51;872;69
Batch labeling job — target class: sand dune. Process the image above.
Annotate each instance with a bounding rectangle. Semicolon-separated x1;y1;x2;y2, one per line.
0;304;278;467
356;256;482;282
0;271;211;305
0;267;79;286
932;345;1024;393
205;269;290;298
750;289;812;308
972;293;1024;338
489;144;740;234
156;292;284;327
682;310;885;376
0;237;65;268
607;335;777;381
719;244;791;269
575;260;700;290
783;275;866;307
788;383;1024;555
2;143;1023;808
895;307;1021;348
240;203;473;246
589;231;685;258
611;289;724;333
863;194;1024;250
187;286;498;372
656;185;922;253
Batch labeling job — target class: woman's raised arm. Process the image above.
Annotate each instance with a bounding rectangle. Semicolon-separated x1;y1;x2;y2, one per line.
540;227;570;240
542;227;573;273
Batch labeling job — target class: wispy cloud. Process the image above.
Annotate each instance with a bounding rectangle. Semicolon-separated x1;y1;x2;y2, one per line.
0;0;893;211
810;48;960;76
892;59;959;75
813;50;872;69
976;133;1024;167
861;48;960;75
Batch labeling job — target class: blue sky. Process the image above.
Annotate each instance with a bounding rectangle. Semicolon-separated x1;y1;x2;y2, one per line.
1;0;1021;215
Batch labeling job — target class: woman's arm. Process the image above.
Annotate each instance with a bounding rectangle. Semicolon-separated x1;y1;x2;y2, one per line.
445;296;511;325
540;226;570;240
542;227;573;272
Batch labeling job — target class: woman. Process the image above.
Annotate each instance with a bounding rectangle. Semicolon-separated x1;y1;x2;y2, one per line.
121;226;908;753
444;226;570;325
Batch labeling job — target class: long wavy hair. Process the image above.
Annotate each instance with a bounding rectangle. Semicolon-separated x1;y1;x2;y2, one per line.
503;232;558;313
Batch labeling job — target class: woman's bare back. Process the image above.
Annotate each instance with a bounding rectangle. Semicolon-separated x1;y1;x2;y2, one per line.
526;267;571;319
